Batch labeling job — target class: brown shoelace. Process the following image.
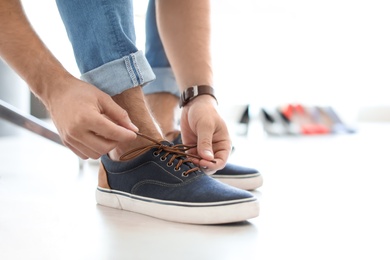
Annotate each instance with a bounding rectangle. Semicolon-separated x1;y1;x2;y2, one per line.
119;132;216;177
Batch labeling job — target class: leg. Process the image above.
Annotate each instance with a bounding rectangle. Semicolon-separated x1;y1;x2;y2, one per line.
144;0;180;139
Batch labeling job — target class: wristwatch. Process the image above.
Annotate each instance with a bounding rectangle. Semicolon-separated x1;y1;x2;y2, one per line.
179;85;217;108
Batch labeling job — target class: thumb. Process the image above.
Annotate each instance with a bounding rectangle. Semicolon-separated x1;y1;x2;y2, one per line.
100;97;139;132
197;132;214;161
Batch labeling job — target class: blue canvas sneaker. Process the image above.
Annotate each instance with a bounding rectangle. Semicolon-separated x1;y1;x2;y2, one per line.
96;133;259;224
172;132;263;191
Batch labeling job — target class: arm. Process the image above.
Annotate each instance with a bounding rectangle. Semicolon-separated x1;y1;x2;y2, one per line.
0;0;67;100
156;0;231;173
0;0;138;159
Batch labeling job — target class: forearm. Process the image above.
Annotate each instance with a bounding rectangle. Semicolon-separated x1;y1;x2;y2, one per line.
156;0;213;91
0;0;71;105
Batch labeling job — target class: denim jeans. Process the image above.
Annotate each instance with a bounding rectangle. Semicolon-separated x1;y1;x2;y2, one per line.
55;0;180;97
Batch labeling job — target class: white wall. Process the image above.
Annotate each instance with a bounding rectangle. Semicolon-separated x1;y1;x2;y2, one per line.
211;0;390;108
21;0;390;121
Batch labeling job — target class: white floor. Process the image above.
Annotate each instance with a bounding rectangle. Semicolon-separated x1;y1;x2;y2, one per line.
1;121;390;260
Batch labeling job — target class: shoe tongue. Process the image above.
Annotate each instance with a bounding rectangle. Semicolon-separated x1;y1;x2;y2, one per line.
165;130;181;144
171;133;182;145
160;140;174;146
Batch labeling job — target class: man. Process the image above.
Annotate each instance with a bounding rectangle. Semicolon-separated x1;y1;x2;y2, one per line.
0;0;260;224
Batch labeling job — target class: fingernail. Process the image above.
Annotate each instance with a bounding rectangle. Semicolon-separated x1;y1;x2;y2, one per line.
129;122;139;131
204;150;213;157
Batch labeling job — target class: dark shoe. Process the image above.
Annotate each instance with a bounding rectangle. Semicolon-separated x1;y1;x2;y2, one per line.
96;133;259;224
172;132;263;191
260;107;290;136
237;104;251;136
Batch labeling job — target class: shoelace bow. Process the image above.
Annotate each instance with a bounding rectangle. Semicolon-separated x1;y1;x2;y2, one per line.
119;132;216;176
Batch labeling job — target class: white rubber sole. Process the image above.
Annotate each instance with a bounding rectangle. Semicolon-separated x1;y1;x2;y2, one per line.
96;187;260;224
212;173;263;191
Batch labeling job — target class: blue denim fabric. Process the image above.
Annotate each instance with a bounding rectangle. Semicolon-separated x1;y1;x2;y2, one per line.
56;0;180;97
143;0;180;97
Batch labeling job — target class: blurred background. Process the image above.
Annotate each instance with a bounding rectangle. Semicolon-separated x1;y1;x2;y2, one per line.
1;0;390;136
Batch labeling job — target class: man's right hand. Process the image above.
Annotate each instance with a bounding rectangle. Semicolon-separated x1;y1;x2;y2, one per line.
45;76;138;159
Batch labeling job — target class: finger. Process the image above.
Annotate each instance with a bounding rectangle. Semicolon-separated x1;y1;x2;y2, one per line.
63;139;100;160
78;131;120;155
199;140;231;174
100;97;139;132
196;131;214;161
199;159;222;175
90;115;138;143
63;131;118;159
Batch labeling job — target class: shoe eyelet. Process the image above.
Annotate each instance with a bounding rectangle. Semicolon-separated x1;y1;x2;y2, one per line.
160;156;167;161
153;151;160;157
182;172;189;177
174;167;181;171
167;162;173;167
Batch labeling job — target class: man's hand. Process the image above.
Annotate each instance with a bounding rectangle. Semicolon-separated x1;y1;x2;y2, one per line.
179;95;231;174
45;77;138;159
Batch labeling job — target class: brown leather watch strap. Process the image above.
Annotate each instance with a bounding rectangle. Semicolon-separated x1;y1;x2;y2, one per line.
179;85;217;108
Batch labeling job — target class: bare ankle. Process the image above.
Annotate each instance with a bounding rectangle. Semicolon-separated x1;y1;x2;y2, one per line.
113;86;163;135
106;87;167;160
165;130;181;142
145;92;179;137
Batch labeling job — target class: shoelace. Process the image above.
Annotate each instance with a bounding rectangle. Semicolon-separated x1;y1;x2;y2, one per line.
119;132;216;177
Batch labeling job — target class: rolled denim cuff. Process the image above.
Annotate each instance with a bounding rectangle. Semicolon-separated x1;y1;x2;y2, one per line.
142;67;181;98
80;50;156;96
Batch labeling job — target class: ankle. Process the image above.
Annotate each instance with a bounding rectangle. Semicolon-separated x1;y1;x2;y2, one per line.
145;93;180;136
165;129;181;142
109;87;165;160
109;132;165;161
